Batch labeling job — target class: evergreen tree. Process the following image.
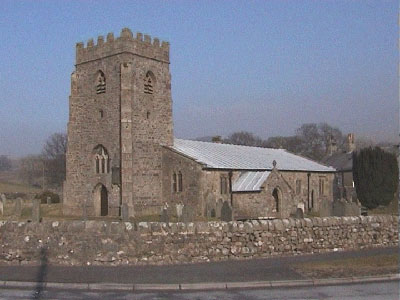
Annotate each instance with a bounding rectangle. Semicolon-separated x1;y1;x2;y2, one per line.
353;147;398;209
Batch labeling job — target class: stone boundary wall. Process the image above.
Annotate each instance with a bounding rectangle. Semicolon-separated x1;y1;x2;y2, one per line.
0;216;397;266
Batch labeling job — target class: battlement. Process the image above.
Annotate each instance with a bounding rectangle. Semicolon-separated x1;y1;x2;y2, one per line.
76;28;170;65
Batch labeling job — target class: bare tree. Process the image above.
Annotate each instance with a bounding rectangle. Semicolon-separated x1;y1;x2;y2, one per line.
42;133;67;186
19;155;43;185
295;123;344;160
225;131;265;147
42;133;67;160
0;155;12;171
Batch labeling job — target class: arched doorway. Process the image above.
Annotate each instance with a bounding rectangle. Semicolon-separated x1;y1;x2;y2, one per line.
272;188;280;213
94;184;108;216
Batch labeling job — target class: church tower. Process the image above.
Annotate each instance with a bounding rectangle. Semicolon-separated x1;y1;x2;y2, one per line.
63;28;173;218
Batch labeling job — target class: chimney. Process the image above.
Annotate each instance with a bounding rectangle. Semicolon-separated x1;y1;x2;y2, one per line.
212;136;222;143
346;133;356;153
326;135;338;156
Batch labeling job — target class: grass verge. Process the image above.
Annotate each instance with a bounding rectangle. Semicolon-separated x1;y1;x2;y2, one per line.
293;254;399;279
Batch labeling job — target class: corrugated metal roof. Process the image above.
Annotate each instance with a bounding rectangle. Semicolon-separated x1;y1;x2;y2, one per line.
232;171;271;192
171;139;336;172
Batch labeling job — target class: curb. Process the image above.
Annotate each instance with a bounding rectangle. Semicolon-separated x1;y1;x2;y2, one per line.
0;274;398;292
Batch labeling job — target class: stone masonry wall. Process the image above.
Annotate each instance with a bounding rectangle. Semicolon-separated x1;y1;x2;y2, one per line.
0;216;397;266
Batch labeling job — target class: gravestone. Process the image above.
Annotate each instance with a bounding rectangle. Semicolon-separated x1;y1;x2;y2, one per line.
176;203;184;221
221;201;232;222
181;205;193;223
295;208;304;218
121;203;129;221
14;197;22;218
32;198;41;222
160;208;169;223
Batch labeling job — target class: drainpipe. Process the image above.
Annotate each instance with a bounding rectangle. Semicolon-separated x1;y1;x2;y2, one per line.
229;171;233;206
307;172;311;211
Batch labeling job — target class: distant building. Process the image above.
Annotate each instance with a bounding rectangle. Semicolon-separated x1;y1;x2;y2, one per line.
322;133;361;216
63;28;337;220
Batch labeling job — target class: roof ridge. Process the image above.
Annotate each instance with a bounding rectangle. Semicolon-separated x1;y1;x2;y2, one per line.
174;138;282;151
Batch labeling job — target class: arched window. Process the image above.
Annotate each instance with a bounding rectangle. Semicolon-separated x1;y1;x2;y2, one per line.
96;71;106;94
272;188;279;212
144;71;155;94
93;145;109;174
178;171;183;192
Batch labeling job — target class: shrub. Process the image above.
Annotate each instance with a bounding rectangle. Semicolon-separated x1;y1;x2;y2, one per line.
353;147;398;209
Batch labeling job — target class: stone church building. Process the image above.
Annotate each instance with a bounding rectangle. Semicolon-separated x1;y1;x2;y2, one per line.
63;28;336;220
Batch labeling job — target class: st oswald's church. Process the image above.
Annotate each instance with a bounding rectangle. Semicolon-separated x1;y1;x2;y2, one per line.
63;28;336;221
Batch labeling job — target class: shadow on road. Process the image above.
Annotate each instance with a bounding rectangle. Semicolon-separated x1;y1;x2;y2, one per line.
31;247;48;299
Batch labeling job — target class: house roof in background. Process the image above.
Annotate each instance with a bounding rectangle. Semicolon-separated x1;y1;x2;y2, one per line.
322;152;353;171
170;139;336;172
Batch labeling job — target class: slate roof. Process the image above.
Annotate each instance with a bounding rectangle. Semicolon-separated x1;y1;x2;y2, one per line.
232;171;271;192
322;152;353;171
171;139;336;172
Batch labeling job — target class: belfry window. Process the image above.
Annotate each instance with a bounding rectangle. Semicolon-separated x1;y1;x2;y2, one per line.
144;71;155;94
93;145;109;174
96;71;106;94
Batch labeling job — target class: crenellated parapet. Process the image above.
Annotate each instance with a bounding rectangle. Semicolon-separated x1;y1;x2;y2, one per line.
76;28;170;65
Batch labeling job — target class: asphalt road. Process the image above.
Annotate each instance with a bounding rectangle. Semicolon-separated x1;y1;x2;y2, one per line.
0;247;397;284
0;281;399;300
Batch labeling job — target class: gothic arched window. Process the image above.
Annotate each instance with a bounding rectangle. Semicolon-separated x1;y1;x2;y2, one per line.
96;71;106;94
272;188;280;212
93;145;109;174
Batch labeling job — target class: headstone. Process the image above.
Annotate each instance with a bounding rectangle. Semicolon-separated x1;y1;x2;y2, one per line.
14;197;22;218
295;208;304;218
160;208;169;223
0;194;4;216
121;203;129;221
181;205;193;223
221;201;232;222
32;198;41;222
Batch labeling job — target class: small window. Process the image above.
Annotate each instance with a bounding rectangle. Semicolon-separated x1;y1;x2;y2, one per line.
99;109;104;119
172;172;177;193
220;176;228;194
178;172;183;192
319;178;325;196
296;179;301;195
146;111;150;119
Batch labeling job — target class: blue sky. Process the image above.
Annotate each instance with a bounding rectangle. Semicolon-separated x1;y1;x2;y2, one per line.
0;0;398;156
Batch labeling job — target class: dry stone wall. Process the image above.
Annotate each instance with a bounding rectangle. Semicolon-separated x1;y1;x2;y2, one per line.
0;216;397;266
